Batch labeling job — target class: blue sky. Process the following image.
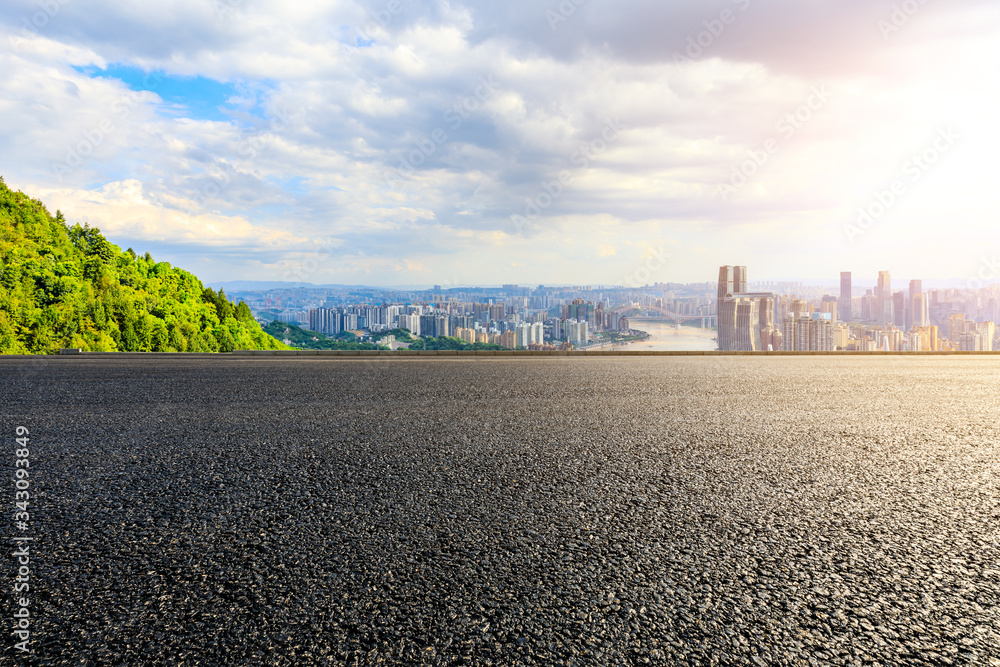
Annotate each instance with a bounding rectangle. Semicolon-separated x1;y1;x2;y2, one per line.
71;64;246;122
2;0;1000;287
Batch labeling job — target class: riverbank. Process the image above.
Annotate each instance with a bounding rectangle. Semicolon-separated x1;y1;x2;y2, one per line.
614;319;718;351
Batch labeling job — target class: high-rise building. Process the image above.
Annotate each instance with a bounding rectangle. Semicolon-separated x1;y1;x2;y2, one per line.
566;321;588;346
781;313;834;351
909;279;927;329
515;324;530;348
821;295;838;324
717;265;776;351
500;330;517;349
770;328;783;351
717;265;746;350
840;272;852;323
790;299;811;318
877;271;892;325
308;308;343;335
948;313;967;342
399;313;421;336
435;315;450;338
833;324;851;350
976;321;995;351
733;298;758;350
892;291;906;329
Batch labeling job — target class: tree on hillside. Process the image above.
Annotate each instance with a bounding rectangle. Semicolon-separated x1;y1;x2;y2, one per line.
0;179;287;354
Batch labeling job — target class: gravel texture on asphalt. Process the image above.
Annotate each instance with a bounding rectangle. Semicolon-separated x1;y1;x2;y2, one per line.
2;355;999;666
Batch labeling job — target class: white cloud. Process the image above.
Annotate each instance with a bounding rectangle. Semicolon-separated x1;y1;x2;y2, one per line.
33;179;310;248
2;0;999;284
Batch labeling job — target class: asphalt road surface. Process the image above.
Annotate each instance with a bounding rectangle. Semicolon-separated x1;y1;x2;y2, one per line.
2;356;998;666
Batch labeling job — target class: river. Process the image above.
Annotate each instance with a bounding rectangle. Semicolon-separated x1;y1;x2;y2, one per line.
614;318;719;351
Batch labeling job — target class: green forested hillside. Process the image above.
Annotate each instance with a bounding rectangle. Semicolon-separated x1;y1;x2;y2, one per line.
0;178;287;354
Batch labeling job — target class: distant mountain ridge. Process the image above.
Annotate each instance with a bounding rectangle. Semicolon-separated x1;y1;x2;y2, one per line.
210;280;453;291
210;280;373;291
0;178;287;354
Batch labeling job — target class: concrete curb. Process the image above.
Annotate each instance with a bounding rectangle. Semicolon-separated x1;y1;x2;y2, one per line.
3;350;995;359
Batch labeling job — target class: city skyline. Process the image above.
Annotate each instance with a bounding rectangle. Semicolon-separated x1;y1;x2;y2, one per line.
3;1;1000;286
227;262;998;354
710;264;996;352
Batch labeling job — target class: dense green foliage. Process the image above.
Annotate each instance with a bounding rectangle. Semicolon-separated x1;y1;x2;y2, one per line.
597;330;651;344
262;321;387;350
406;336;503;351
371;327;415;342
0;179;287;354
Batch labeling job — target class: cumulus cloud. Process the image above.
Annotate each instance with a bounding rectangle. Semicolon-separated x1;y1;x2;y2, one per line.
1;0;999;284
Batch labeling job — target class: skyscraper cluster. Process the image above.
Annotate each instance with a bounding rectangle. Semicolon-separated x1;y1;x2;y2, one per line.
716;266;777;351
719;266;996;352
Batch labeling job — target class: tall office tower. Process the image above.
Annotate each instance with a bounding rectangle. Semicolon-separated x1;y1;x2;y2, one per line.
840;272;852;322
882;299;895;327
734;299;759;350
893;291;906;329
877;271;892;324
717;265;746;351
717;266;772;350
861;290;874;321
757;296;775;336
909;279;927;328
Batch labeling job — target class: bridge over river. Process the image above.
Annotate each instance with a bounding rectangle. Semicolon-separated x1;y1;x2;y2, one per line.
610;305;717;329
